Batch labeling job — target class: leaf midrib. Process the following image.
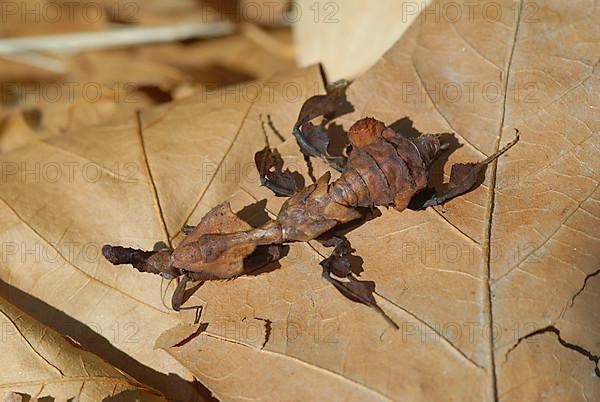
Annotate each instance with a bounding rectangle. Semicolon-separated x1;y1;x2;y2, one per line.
483;1;525;401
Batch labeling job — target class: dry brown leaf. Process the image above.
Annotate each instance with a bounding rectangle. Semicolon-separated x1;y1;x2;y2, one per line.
0;86;160;153
0;49;184;100
0;0;287;32
0;1;597;401
0;65;324;401
294;0;432;80
94;0;289;26
97;0;211;26
157;0;598;400
0;47;185;153
238;0;291;25
0;0;214;36
99;30;296;94
203;0;291;25
0;58;62;86
0;0;108;37
0;112;42;153
0;29;296;153
338;1;598;400
0;295;166;401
